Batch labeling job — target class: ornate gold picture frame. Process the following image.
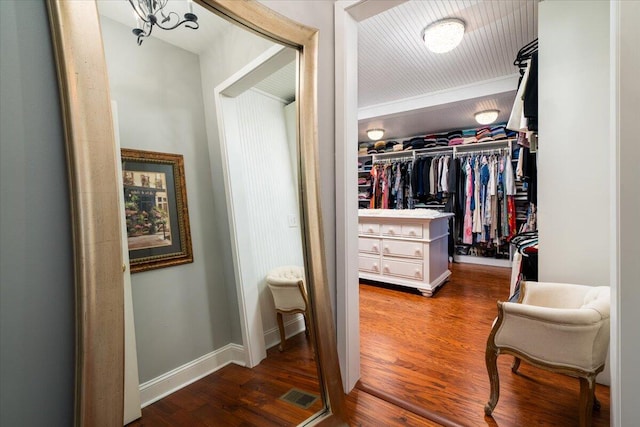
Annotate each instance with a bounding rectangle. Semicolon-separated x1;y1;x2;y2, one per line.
121;149;193;273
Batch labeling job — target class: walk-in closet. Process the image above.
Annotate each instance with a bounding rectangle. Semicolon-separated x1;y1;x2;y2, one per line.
351;1;611;426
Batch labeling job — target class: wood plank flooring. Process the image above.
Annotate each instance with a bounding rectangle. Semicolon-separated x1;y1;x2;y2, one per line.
359;262;610;426
127;333;323;426
127;262;610;426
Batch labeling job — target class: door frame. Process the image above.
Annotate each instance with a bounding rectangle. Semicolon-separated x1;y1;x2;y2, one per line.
214;45;297;368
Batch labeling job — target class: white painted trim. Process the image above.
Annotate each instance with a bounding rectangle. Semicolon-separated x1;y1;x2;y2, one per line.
263;314;306;350
609;2;621;425
334;0;418;396
139;344;245;408
334;0;361;394
358;74;520;120
214;92;265;368
345;0;408;22
220;45;295;97
453;255;511;269
112;101;142;425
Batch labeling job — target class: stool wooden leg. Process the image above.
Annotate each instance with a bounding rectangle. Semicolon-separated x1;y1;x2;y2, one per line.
277;312;286;352
303;312;310;336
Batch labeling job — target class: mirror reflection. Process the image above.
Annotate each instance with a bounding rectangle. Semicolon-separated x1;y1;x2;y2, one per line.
97;1;322;424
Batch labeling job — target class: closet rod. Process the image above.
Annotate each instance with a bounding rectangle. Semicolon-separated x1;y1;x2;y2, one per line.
415;150;451;158
373;156;413;164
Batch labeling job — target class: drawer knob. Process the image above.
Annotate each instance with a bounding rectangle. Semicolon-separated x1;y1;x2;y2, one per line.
372;263;378;272
409;230;416;236
415;269;421;278
388;228;395;235
367;227;374;233
415;249;422;256
383;265;390;273
372;244;379;252
383;246;390;253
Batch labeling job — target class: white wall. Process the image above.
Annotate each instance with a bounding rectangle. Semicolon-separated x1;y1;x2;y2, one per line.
615;1;640;424
538;2;610;286
229;90;304;344
101;18;237;382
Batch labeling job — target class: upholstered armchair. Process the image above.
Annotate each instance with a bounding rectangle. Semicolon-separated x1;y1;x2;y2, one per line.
266;266;310;352
485;281;610;427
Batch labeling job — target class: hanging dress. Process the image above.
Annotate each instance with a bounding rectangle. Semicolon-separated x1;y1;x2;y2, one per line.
463;158;474;244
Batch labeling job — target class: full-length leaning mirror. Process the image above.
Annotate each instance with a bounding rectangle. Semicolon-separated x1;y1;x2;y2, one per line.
46;0;346;425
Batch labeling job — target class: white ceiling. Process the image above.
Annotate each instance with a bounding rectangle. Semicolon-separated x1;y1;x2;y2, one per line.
97;0;295;101
358;0;538;141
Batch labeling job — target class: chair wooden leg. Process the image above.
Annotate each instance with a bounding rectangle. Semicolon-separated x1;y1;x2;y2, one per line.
277;312;286;352
579;375;596;427
511;357;521;374
485;345;500;416
593;391;601;412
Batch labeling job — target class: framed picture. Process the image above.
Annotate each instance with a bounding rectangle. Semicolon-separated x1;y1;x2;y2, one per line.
121;149;193;273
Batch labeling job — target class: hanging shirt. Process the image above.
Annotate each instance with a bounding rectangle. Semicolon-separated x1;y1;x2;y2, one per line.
472;157;483;236
505;153;517;196
507;59;532;132
440;156;450;193
463;158;474;245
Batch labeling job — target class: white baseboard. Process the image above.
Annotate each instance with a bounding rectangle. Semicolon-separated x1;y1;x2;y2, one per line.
139;343;245;408
454;254;511;268
263;314;306;350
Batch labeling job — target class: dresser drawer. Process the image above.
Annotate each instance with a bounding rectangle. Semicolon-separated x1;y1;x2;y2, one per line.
359;254;380;274
381;258;423;281
358;237;380;254
381;223;423;239
361;222;380;236
381;223;401;237
401;224;423;239
381;239;424;259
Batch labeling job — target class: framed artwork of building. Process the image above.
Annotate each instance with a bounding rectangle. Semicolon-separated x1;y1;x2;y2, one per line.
121;149;193;273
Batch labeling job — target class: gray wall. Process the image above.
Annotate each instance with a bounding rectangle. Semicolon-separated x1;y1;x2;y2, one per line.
100;17;239;383
0;1;75;425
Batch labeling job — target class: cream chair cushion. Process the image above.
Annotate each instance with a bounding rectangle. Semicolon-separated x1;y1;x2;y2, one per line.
493;281;610;372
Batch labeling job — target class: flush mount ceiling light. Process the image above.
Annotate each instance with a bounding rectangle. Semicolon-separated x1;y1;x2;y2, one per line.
366;129;385;141
475;110;500;125
422;18;466;54
129;0;199;46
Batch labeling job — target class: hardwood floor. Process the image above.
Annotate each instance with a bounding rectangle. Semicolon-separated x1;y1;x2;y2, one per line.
127;333;323;426
358;262;610;427
128;262;610;426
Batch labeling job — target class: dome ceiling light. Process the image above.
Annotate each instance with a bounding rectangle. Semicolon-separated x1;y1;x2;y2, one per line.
366;129;385;141
422;18;466;54
474;110;500;125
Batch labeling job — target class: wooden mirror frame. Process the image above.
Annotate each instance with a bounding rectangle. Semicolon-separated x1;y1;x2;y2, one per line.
46;0;347;425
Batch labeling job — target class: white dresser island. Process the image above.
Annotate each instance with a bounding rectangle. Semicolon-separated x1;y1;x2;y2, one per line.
358;209;454;297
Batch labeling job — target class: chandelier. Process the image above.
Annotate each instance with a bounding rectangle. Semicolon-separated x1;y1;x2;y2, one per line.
128;0;199;46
